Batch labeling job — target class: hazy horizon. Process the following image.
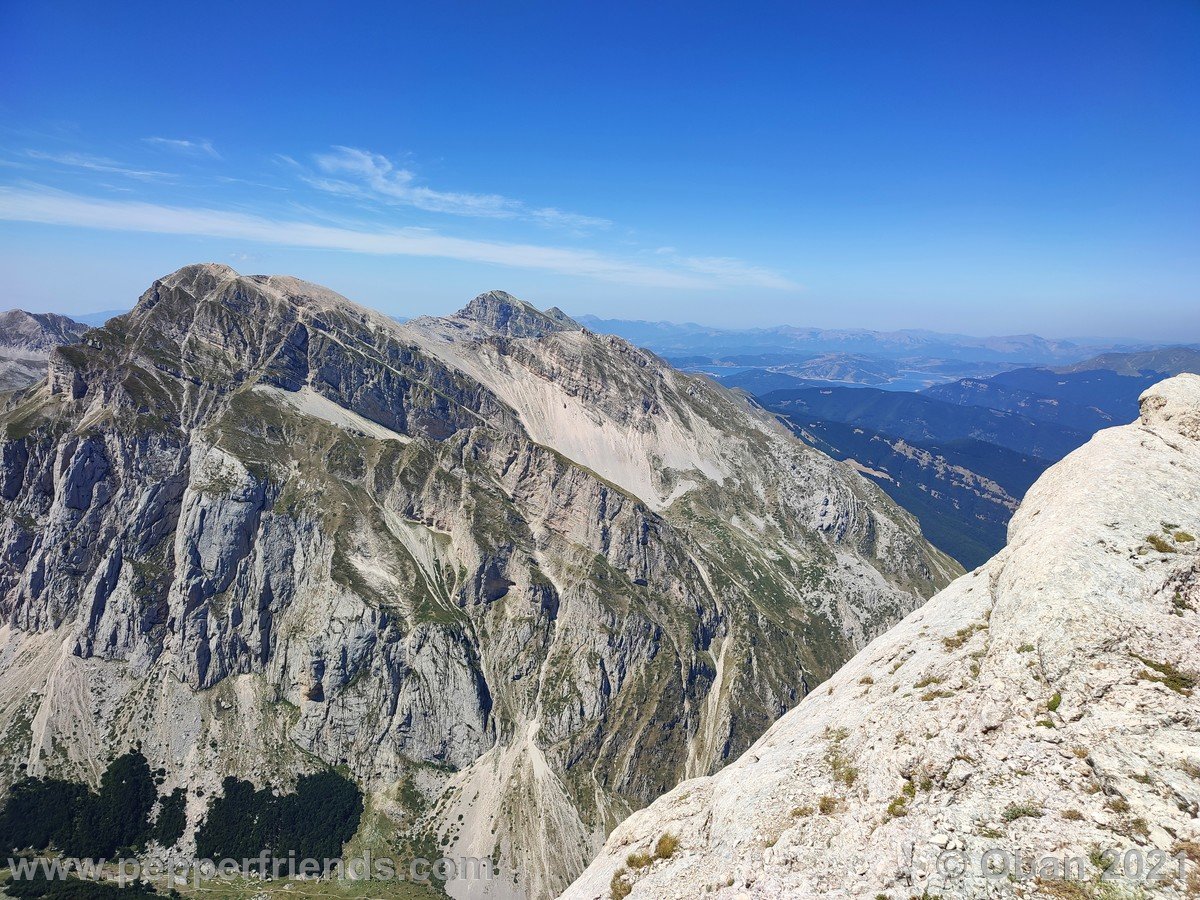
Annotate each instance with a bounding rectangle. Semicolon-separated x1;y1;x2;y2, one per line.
3;283;1195;348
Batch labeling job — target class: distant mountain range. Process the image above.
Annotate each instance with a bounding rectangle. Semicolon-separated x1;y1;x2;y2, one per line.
1060;345;1200;376
926;367;1157;425
762;385;1087;458
722;345;1200;569
574;314;1167;366
923;376;1124;432
73;308;129;326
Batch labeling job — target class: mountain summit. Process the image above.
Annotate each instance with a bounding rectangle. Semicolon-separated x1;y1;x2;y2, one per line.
0;265;956;899
0;309;88;391
565;374;1200;899
457;289;582;338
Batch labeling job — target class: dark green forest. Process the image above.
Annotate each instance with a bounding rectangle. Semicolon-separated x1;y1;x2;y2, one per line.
0;753;361;866
194;771;363;863
0;752;160;857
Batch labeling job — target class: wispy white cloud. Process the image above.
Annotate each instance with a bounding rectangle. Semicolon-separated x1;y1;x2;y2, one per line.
6;139;798;292
0;186;798;289
528;206;613;232
304;146;613;233
143;137;220;158
310;146;516;217
25;150;173;181
675;255;800;290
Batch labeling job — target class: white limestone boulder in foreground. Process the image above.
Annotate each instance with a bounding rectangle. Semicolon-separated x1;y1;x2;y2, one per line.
563;374;1200;899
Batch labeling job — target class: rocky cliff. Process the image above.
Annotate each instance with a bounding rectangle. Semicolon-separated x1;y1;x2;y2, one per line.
563;374;1200;900
0;310;89;392
0;264;956;899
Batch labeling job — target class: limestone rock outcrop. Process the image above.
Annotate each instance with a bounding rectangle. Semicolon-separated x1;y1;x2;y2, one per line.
563;375;1200;900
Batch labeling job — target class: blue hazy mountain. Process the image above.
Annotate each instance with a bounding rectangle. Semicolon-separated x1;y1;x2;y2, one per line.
922;348;1200;430
922;377;1123;432
74;309;131;326
756;386;1088;568
1059;346;1200;377
759;386;1088;459
786;417;1051;570
575;315;1136;365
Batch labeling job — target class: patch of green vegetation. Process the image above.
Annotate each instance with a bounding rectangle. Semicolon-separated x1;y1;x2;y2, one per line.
2;871;164;900
169;874;445;900
887;781;916;819
1047;692;1062;712
1017;643;1035;653
1176;531;1196;542
1002;801;1043;822
920;689;954;701
818;796;838;815
625;851;652;870
1134;654;1196;695
195;770;363;864
824;727;858;787
0;751;158;857
1146;533;1176;553
151;788;187;848
913;675;942;689
653;833;679;860
609;868;632;900
943;620;987;650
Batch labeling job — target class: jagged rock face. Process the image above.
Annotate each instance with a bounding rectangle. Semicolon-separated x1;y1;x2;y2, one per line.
564;374;1200;900
0;265;956;900
0;310;89;392
457;290;582;338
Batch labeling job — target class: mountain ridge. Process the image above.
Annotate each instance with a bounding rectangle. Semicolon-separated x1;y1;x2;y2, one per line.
0;264;957;900
1059;346;1200;377
572;315;1151;365
0;309;89;392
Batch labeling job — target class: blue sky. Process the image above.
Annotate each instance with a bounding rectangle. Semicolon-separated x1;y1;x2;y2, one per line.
0;0;1197;339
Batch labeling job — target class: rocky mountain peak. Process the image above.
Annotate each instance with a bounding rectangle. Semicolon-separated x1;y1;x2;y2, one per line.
0;309;88;354
456;289;582;337
0;309;89;392
132;263;368;324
